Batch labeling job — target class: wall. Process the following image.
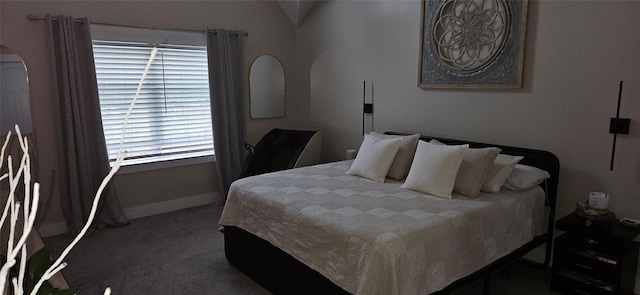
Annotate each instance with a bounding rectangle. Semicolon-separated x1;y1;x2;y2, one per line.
2;0;639;290
297;0;640;226
0;0;299;233
295;0;640;291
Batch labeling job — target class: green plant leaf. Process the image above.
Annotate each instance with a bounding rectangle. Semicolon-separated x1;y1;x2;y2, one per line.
4;247;81;294
28;247;53;280
26;247;55;292
37;282;57;295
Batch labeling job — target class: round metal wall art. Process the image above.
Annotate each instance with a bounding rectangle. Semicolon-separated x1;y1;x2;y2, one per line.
432;0;510;73
419;0;528;89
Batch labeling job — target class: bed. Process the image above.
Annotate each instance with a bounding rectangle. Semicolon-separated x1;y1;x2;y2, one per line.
219;132;559;294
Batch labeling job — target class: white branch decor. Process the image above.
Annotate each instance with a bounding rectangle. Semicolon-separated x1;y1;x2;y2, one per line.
0;47;158;295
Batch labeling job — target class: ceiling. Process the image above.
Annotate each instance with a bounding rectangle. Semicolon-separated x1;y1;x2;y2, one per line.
277;0;317;27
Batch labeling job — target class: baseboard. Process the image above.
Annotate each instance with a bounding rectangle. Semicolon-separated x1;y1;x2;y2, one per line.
38;192;222;238
123;192;222;219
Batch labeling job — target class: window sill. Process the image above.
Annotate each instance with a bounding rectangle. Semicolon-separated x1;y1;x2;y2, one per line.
115;154;215;175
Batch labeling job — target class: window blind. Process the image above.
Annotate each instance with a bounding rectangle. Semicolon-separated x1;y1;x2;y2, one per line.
93;41;214;165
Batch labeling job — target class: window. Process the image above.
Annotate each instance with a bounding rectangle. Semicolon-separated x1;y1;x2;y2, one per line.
93;41;214;166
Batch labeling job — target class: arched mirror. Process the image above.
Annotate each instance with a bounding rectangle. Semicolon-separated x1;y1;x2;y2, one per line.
249;55;285;119
0;45;32;134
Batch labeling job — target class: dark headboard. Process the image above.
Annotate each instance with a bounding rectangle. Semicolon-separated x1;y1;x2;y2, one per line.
385;132;560;219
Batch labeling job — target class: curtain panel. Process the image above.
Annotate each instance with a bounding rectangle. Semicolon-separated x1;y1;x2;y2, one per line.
206;30;246;198
46;14;129;235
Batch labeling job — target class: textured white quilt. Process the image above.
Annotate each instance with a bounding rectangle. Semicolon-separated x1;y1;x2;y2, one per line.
219;161;547;295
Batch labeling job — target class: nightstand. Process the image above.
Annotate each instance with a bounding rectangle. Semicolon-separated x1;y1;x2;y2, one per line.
551;212;640;295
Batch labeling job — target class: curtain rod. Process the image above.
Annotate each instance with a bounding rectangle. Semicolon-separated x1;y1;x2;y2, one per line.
26;14;249;37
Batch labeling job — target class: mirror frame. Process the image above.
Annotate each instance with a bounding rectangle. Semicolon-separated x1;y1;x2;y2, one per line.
0;44;32;134
249;54;285;119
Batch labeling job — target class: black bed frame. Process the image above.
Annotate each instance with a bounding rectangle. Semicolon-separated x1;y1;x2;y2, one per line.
223;133;560;294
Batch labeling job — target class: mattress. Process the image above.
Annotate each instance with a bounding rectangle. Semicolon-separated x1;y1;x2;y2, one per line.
219;160;548;295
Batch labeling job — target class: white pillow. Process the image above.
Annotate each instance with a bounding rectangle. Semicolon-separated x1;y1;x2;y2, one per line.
346;135;402;182
402;141;469;199
368;132;420;180
481;154;524;193
430;140;501;197
503;164;550;191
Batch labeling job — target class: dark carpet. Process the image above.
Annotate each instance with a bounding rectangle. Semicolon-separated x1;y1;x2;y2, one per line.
44;204;559;295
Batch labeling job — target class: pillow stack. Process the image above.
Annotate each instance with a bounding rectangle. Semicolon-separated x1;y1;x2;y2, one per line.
503;164;551;191
366;132;420;180
401;141;468;199
346;135;403;182
429;139;501;197
347;133;550;199
346;132;421;182
481;154;524;193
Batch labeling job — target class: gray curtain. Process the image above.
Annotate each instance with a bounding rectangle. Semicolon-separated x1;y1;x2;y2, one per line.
206;30;246;198
46;14;129;235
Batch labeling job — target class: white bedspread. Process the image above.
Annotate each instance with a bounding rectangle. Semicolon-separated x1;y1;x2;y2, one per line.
219;161;547;295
